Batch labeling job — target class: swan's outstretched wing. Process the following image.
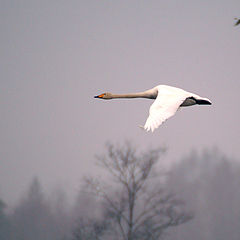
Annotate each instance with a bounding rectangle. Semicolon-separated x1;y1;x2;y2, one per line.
143;87;188;132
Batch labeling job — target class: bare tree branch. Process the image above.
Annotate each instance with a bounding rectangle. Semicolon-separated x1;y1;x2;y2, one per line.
81;142;193;240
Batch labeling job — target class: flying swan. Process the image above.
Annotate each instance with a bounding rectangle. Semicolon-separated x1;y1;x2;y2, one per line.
94;85;212;132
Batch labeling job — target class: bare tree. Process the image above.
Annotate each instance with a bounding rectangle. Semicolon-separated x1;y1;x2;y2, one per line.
81;142;193;240
72;218;107;240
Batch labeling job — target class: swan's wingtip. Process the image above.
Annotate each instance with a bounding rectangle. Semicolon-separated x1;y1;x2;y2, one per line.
138;125;149;132
138;125;153;132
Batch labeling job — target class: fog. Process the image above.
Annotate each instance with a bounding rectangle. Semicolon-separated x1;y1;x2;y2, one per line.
1;146;240;239
1;0;240;206
1;1;240;239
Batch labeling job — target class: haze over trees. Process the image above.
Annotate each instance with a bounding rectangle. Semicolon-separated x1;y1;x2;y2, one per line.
1;144;240;240
0;199;11;240
167;149;240;240
10;177;70;240
73;143;193;240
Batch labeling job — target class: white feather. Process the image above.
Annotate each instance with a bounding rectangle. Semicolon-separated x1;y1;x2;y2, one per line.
144;85;201;132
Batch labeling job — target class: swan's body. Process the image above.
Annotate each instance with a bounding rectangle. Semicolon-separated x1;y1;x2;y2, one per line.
94;85;211;132
234;18;240;26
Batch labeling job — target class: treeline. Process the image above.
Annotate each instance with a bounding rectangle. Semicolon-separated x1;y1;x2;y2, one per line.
0;144;240;240
167;149;240;240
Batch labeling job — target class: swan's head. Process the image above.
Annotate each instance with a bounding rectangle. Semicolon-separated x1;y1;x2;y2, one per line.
94;92;113;100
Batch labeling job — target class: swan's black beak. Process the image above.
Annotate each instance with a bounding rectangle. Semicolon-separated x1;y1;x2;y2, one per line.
94;93;104;99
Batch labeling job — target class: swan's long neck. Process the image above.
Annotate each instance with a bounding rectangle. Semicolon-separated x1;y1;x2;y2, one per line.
111;90;157;99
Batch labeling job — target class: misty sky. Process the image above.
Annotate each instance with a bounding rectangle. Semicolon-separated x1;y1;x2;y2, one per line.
1;0;240;206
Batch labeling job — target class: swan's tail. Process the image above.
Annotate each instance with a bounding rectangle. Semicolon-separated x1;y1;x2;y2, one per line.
191;95;212;105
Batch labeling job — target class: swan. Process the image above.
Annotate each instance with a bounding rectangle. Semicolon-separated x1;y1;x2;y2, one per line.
94;85;212;132
234;18;240;26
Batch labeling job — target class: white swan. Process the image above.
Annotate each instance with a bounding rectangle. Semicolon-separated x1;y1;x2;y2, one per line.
94;85;211;132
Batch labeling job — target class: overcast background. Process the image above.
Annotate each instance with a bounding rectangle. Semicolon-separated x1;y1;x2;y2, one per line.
1;0;240;207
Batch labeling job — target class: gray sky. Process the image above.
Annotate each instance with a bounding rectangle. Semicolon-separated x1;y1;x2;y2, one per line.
1;0;240;206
